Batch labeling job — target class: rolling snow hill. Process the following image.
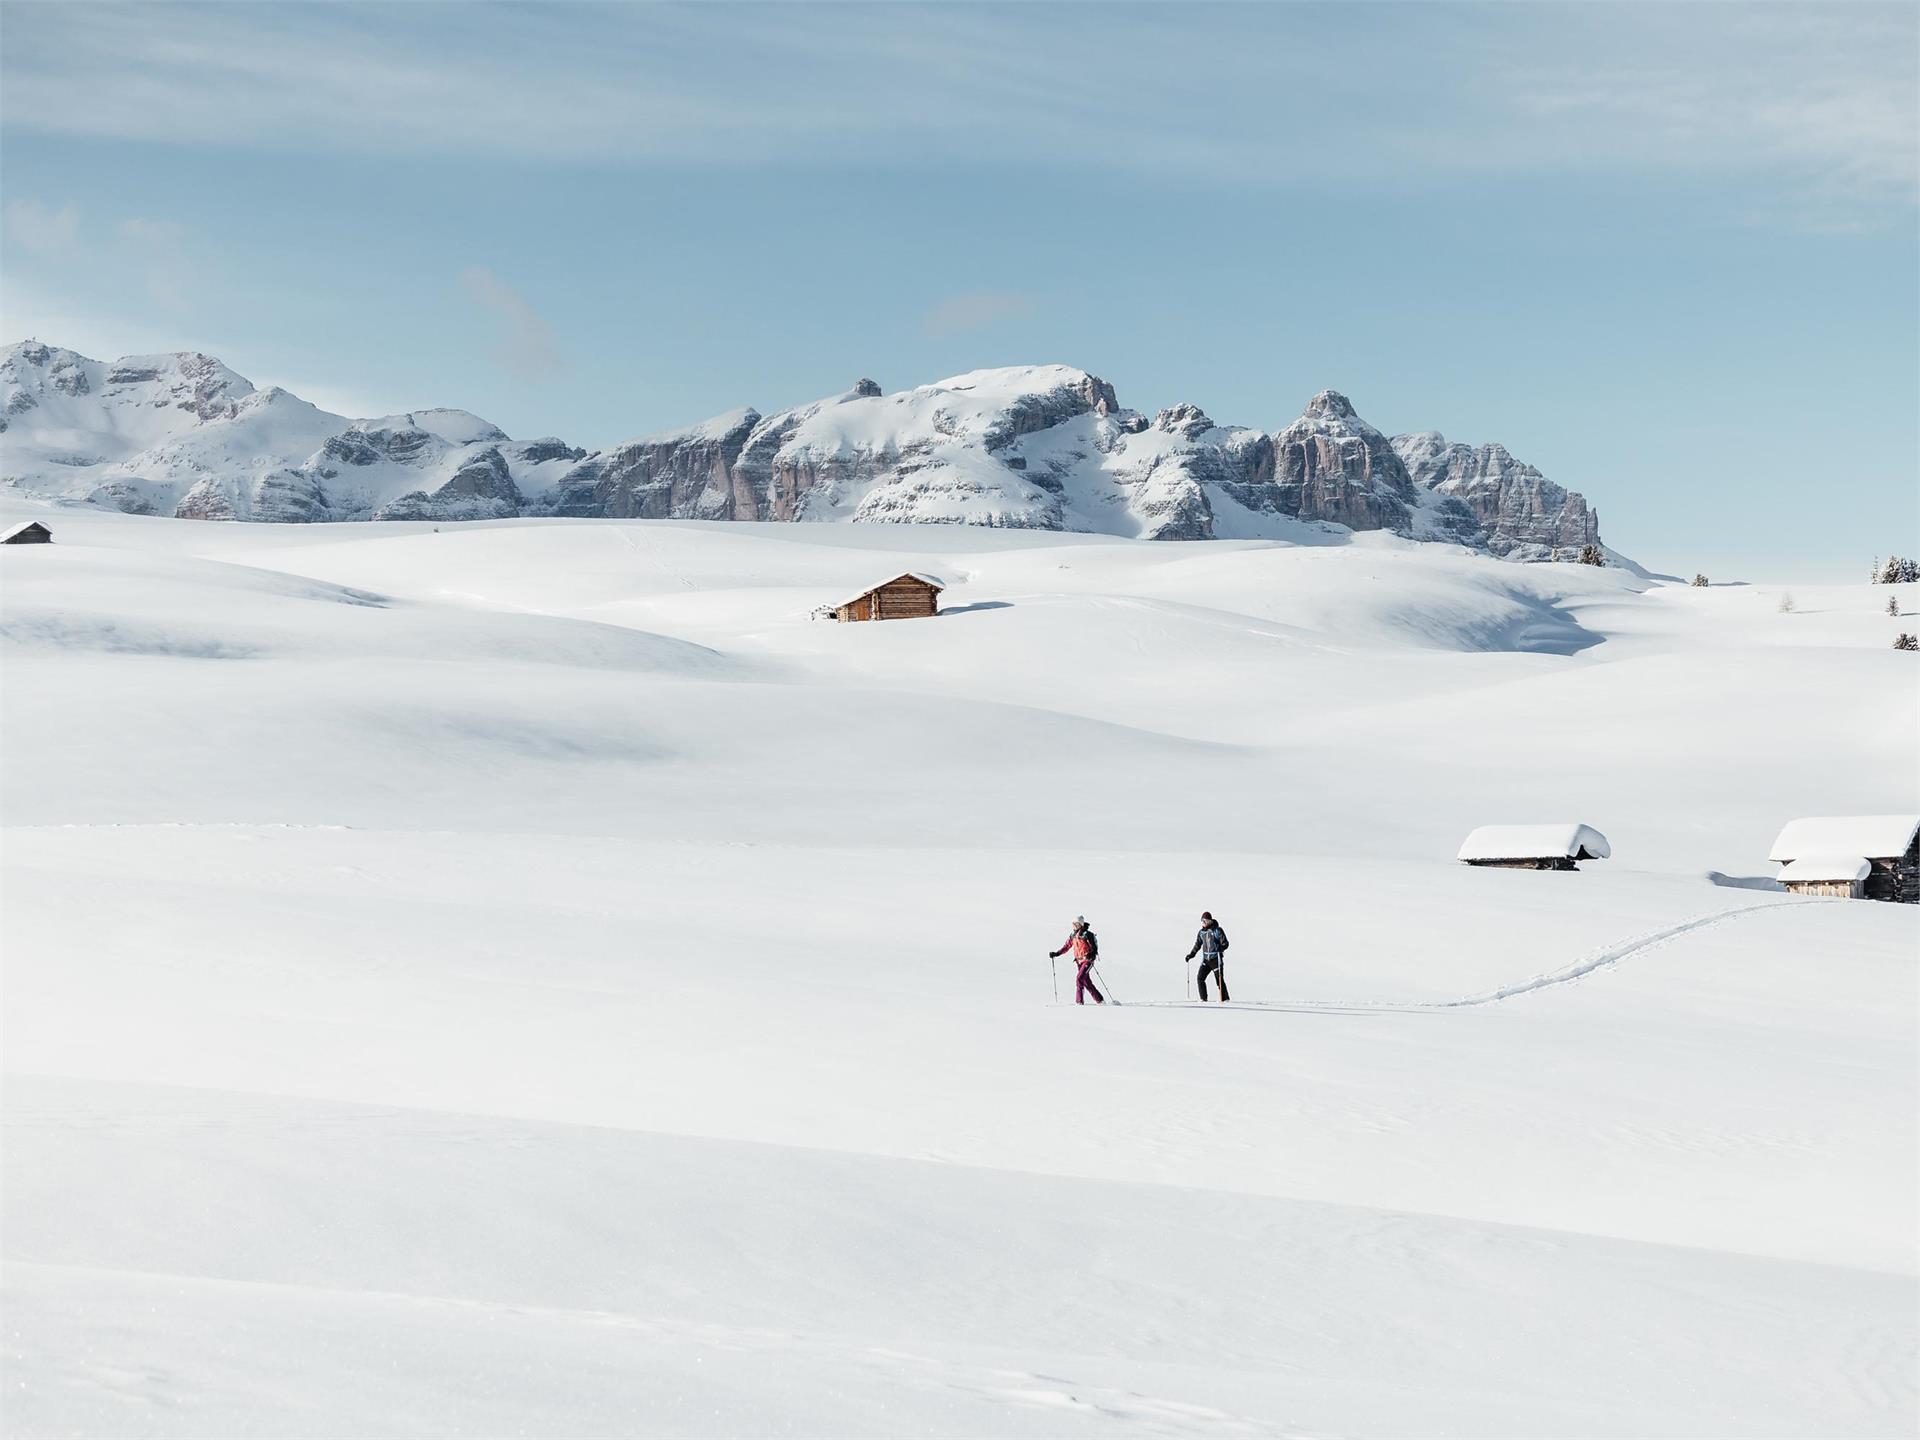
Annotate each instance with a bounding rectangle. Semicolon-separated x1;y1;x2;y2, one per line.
3;341;1604;556
2;505;1913;1437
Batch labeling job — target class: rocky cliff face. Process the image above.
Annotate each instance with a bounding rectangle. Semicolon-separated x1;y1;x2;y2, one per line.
0;339;1613;563
548;408;761;520
1392;431;1600;562
1272;390;1420;533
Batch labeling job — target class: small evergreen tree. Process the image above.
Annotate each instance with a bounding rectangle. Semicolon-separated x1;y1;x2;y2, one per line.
1890;594;1903;617
1894;632;1919;651
1777;592;1795;614
1871;557;1882;583
1577;544;1605;567
1690;573;1709;587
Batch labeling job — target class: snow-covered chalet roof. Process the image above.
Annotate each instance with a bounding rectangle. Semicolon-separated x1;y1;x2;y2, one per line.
833;572;945;608
1456;823;1611;862
1777;856;1871;884
1768;815;1920;863
1;521;50;542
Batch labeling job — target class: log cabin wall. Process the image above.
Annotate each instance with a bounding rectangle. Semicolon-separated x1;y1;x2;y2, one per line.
1784;878;1863;900
835;578;940;622
1868;837;1920;902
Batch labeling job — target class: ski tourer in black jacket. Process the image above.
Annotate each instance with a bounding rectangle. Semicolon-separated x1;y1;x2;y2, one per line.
1186;919;1230;1002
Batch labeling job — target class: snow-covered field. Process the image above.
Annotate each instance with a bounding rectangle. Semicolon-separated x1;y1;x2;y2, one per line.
2;504;1915;1438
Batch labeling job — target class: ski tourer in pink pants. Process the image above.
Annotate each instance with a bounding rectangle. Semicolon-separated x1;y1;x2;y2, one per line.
1050;919;1105;1004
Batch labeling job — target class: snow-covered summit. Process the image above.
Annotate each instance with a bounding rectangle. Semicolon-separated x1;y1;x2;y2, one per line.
0;343;578;522
355;409;509;445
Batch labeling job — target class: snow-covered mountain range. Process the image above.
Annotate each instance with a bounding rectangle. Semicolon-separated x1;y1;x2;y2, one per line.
1;341;1604;560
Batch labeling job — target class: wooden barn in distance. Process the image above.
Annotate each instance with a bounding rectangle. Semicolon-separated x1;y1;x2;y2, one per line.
1;521;52;545
829;572;944;623
1769;815;1920;902
1457;823;1611;871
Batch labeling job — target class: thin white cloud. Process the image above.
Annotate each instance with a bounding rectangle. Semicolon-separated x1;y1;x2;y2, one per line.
460;266;565;380
0;4;1910;227
4;199;80;253
1499;7;1918;207
923;291;1037;339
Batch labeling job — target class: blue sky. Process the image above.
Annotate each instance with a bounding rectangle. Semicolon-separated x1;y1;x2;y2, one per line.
2;1;1914;577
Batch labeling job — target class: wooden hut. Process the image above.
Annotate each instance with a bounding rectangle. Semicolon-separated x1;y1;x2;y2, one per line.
1457;823;1611;871
1768;815;1920;903
830;572;943;623
1;521;52;545
1775;856;1869;900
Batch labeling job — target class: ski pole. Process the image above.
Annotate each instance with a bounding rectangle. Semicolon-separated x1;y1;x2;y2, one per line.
1094;961;1117;1004
1049;954;1059;1004
1184;955;1191;1001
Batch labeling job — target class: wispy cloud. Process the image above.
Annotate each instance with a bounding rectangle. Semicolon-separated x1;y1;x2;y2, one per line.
923;291;1036;339
0;4;1910;241
460;266;565;380
4;198;80;253
1493;6;1918;226
4;4;1911;217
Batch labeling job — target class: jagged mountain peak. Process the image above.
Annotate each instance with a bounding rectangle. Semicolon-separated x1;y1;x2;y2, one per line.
1305;388;1359;421
1154;403;1214;438
0;337;1613;563
7;339;91;369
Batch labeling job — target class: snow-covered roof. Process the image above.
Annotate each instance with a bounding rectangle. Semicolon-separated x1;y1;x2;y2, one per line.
1768;815;1920;863
833;572;945;608
1778;856;1870;883
1;521;50;541
1457;823;1611;862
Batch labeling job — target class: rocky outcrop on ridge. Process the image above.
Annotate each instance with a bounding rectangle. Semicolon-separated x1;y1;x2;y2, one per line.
549;408;763;520
1392;431;1601;562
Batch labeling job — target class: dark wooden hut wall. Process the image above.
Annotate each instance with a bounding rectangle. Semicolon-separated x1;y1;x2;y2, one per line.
835;576;940;623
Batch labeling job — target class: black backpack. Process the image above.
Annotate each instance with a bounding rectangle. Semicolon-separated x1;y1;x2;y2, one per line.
1083;928;1099;959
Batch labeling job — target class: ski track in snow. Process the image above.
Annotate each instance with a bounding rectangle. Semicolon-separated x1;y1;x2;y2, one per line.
1130;897;1828;1014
